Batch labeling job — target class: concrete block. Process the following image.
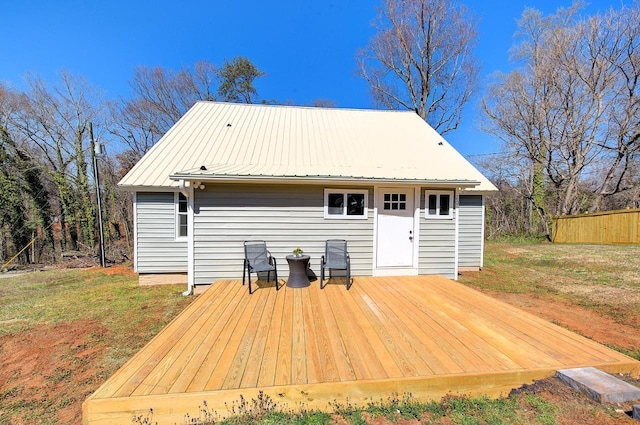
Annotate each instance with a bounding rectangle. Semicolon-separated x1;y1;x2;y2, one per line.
633;404;639;420
556;367;640;404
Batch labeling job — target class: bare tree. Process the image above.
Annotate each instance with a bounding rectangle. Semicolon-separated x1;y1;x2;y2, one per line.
310;98;338;108
11;71;105;253
111;58;265;164
481;4;563;234
589;4;640;211
357;0;479;134
483;1;640;238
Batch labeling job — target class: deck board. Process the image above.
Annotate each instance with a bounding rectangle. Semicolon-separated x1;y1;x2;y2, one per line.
84;276;640;425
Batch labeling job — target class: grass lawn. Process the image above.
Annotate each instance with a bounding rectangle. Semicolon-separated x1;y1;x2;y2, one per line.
1;242;639;424
459;242;640;361
0;266;194;424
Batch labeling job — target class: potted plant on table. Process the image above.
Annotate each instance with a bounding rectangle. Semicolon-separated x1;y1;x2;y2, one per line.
293;247;304;257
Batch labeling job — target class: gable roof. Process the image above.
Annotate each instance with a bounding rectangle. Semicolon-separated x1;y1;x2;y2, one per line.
118;101;496;191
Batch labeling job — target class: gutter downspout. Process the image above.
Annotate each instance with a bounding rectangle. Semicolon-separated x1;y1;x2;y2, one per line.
179;179;195;296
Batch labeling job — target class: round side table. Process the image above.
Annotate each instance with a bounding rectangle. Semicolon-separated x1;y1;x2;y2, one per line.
285;255;310;288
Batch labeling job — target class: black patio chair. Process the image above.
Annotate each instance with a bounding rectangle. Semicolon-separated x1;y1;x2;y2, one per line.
243;241;278;294
320;239;351;290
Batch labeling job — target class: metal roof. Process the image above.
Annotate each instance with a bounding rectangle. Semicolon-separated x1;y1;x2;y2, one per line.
118;101;497;191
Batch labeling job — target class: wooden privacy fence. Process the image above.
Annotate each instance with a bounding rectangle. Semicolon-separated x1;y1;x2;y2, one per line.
552;208;640;244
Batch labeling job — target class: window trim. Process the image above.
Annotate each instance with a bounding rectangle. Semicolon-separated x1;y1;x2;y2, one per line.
424;190;454;219
324;189;369;219
175;192;188;240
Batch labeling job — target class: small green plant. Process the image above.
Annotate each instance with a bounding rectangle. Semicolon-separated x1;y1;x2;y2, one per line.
365;392;441;420
183;400;220;424
131;408;157;425
292;247;303;256
329;398;367;425
523;394;558;425
220;391;279;424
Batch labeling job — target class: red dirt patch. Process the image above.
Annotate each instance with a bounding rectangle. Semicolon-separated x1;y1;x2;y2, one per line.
485;291;640;351
511;376;639;425
95;265;135;276
0;319;111;425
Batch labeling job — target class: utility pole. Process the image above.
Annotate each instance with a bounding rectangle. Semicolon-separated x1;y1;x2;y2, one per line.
90;123;106;267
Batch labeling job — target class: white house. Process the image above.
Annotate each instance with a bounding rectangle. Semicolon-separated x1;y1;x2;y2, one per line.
118;101;497;294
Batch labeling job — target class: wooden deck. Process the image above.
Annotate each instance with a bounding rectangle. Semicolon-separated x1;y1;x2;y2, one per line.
83;276;640;424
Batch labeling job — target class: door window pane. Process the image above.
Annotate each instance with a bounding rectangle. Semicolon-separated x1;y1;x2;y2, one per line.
385;192;409;211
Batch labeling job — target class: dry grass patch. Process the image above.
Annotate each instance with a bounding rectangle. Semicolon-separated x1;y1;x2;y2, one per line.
460;241;640;359
0;266;194;424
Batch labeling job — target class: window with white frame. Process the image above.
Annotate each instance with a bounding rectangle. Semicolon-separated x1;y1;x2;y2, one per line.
425;191;454;218
324;189;368;219
176;192;188;238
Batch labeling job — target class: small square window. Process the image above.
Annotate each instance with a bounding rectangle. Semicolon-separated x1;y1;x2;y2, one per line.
176;192;188;238
324;189;368;219
425;191;454;219
178;214;187;237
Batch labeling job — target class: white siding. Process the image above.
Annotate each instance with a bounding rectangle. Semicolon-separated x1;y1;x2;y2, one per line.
459;195;484;268
136;192;188;273
193;184;374;284
418;191;456;279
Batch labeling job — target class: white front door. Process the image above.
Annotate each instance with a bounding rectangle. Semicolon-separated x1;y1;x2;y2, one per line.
376;188;415;268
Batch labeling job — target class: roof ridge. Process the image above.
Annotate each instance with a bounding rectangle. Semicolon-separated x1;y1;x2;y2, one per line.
195;100;418;114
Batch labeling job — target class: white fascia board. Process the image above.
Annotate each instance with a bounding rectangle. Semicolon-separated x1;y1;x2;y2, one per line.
169;173;481;188
118;185;181;192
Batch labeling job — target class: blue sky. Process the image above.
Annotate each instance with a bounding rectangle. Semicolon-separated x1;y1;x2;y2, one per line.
0;0;620;159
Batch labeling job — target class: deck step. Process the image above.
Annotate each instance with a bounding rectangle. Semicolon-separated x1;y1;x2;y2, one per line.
556;367;640;404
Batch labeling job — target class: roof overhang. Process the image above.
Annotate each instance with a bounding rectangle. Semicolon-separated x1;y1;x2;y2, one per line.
168;172;481;189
